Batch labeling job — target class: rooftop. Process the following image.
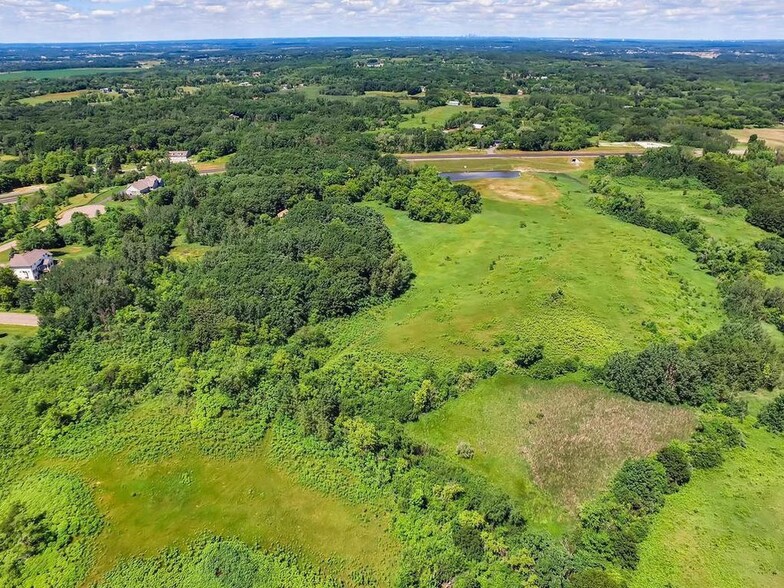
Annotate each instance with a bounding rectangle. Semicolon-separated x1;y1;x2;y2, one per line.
9;249;51;268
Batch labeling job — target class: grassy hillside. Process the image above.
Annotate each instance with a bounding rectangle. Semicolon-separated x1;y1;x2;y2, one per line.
632;424;784;588
330;173;725;367
408;374;696;533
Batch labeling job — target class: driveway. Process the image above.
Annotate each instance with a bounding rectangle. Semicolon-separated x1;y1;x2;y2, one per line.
0;312;38;327
57;204;106;226
0;184;47;205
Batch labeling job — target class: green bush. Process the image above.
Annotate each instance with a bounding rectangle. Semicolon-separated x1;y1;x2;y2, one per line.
656;443;692;490
757;393;784;434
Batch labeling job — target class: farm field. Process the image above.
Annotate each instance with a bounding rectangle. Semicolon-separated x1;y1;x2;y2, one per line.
410;155;594;173
631;425;784;588
409;374;696;532
0;67;139;80
18;90;89;104
329;173;725;366
728;127;784;149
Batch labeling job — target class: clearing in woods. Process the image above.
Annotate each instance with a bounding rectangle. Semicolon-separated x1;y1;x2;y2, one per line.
631;424;784;588
408;375;696;532
330;173;724;365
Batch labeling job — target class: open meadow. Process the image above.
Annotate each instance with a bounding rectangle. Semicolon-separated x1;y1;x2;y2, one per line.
329;172;724;366
0;67;139;80
409;374;696;532
18;90;90;105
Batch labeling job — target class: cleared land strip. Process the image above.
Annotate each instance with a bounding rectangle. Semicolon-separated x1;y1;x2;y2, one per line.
402;150;639;162
0;184;48;204
0;312;38;327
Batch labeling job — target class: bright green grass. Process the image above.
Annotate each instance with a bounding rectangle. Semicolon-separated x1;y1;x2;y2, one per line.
67;437;396;586
632;425;784;588
329;173;724;367
410;156;594;173
616;176;772;245
0;248;10;264
408;374;696;534
19;90;90;105
168;234;212;262
398;105;481;129
51;244;95;263
0;324;37;346
0;67;138;81
0;154;17;162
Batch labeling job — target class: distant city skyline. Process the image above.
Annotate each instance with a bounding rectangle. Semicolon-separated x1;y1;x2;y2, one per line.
0;0;782;44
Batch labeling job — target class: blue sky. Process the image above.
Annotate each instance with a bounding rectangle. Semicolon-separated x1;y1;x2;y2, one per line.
0;0;782;43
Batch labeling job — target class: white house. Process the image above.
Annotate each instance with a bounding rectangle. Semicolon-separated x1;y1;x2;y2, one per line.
167;151;190;164
125;175;163;197
472;123;485;130
446;100;461;106
9;249;54;281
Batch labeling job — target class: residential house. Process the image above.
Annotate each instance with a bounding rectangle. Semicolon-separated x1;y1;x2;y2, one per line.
167;151;190;164
472;123;485;130
125;175;163;197
9;249;54;281
446;100;460;106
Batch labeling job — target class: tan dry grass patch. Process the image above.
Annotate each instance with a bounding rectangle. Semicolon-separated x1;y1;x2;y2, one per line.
470;176;560;205
728;127;784;148
518;385;695;513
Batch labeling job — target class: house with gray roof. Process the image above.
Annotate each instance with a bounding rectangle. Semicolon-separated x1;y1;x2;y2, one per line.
125;175;163;197
9;249;54;281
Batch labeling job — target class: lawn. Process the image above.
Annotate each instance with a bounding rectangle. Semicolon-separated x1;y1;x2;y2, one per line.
398;105;481;129
329;173;724;367
192;153;235;174
0;324;37;347
408;374;696;533
19;90;89;105
51;244;95;263
72;437;397;586
631;425;784;588
0;67;139;81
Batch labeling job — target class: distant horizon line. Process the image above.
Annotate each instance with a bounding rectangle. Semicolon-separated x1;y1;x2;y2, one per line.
2;35;784;47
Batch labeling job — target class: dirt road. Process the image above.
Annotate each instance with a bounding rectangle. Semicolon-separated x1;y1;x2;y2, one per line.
0;184;47;205
402;150;639;162
0;312;38;327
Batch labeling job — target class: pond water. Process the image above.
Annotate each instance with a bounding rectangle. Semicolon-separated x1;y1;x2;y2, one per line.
439;170;521;181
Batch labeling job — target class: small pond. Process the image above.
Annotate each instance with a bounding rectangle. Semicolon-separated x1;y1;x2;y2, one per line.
439;170;521;181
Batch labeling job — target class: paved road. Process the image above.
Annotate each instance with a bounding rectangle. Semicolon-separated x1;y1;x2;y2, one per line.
0;184;47;205
403;150;640;161
0;312;38;327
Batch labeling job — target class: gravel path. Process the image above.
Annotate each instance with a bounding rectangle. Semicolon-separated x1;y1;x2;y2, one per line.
0;312;38;327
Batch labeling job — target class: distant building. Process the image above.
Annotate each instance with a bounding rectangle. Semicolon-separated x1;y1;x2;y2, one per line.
472;123;484;130
276;208;290;219
125;175;163;197
167;151;189;163
9;249;54;281
446;100;460;106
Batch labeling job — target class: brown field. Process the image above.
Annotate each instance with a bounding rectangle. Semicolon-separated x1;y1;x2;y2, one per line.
467;175;561;205
728;127;784;148
411;156;594;173
409;376;697;530
518;384;696;512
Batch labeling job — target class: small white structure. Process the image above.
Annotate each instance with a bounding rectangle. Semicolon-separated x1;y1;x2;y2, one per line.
167;151;189;164
9;249;54;281
446;100;460;106
125;175;163;197
472;123;484;130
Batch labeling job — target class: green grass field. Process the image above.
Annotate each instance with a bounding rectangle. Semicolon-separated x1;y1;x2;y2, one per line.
398;105;481;129
330;173;724;366
168;235;213;262
632;425;784;588
409;374;695;533
19;90;90;105
73;438;396;585
0;67;138;81
0;324;37;347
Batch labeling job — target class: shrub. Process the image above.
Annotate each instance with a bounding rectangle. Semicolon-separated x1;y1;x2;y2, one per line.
656;443;692;490
757;393;784;434
456;441;475;459
611;458;668;515
513;343;544;368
